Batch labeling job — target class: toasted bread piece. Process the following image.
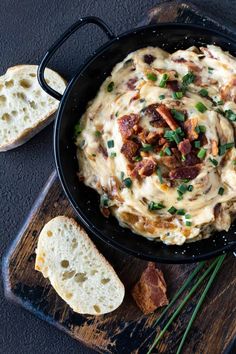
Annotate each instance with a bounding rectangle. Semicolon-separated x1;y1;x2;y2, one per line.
0;65;66;151
35;216;125;315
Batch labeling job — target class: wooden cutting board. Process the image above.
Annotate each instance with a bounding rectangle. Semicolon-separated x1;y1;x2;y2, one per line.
3;2;236;353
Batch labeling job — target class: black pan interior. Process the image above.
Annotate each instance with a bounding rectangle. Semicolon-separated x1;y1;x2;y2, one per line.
55;24;236;263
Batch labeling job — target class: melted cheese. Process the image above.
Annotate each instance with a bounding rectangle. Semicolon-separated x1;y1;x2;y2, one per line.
76;45;236;245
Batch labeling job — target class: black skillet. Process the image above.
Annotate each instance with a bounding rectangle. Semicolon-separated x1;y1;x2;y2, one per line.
38;17;236;263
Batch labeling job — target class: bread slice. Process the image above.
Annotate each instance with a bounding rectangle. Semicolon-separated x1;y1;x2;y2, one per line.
35;216;125;315
0;65;66;151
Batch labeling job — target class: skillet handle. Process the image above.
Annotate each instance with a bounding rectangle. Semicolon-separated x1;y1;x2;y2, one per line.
37;16;115;101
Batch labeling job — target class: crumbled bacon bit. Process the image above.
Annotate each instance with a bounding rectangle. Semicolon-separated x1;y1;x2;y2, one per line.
118;114;140;139
146;130;164;144
131;158;157;178
156;104;179;130
144;104;168;128
138;130;148;143
159;137;167;146
132;262;169;314
121;140;140;162
169;164;201;180
178;139;192;155
184;118;199;141
184;151;201;166
127;77;138;90
143;54;156;65
161;156;181;169
98;144;108;159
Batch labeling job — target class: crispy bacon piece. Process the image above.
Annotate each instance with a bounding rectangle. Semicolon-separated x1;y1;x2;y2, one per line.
132;262;169;314
178;139;192;155
118;114;140;140
211;140;218;156
169;164;201;180
144;104;168;128
161;156;181;169
143;54;156;64
127;77;138;90
156;104;179;130
159;137;167;146
146;130;165;144
184;118;199;141
121;140;140;162
131;158;157;178
184;151;201;166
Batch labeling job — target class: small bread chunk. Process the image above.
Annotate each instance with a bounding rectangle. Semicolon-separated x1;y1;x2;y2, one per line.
132;262;168;314
35;216;125;315
0;65;66;151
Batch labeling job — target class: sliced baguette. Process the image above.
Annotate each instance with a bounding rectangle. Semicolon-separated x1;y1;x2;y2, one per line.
0;65;66;151
35;216;125;315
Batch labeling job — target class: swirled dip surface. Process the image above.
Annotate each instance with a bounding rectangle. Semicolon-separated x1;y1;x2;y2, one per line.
76;45;236;245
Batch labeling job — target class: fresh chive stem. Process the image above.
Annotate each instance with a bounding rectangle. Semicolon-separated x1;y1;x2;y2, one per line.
176;255;226;354
147;258;219;354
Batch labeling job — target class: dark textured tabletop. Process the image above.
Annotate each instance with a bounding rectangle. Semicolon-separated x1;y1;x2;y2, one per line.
0;1;235;353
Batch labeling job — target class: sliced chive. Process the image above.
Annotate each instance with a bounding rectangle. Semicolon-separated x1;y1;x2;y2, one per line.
218;187;224;196
164;147;172;156
133;155;142;162
225;142;234;149
148;201;165;211
147;72;157;81
107;140;114;148
120;171;125;181
177;209;186;215
216;100;224;106
74;123;82;137
188;185;194;192
157;167;163;184
219;145;226;156
208;67;214;73
195;102;207;113
225;109;236;121
172;91;183;99
194;140;201;148
159;94;165;100
198;88;208;97
159;73;169;88
115;111;119;117
101;194;109;207
199;125;206;133
168;206;177;215
182;179;190;183
141;143;153;152
186;221;192;227
209;157;218;166
95;130;101;137
159;150;164;157
185;214;191;219
181;155;186;161
177;195;183;201
171;109;186;122
197;148;207;159
107;81;114;92
123;177;132;188
110;152;116;158
177;184;188;194
182;72;195;87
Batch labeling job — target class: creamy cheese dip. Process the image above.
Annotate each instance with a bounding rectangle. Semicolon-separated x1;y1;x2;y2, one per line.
76;45;236;245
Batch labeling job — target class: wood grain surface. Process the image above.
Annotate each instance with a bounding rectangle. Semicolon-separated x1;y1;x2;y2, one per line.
3;2;236;353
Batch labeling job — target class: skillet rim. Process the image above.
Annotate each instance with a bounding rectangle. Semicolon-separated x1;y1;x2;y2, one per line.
54;22;236;263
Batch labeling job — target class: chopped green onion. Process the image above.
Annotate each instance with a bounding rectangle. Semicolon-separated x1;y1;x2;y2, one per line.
182;72;195;88
164;147;172;156
123;177;132;188
225;142;234;149
172;91;183;99
74;123;82;137
107;140;114;148
148;201;165;211
115;111;119;117
198;88;208;97
181;155;186;161
171;109;186;122
141;143;153;152
185;214;191;219
147;73;157;81
195;102;207;113
177;195;183;201
110;152;116;158
195;125;206;134
159;94;165;100
95;130;101;137
185;221;192;227
101;194;109;207
216;100;224;106
157;167;163;184
225;109;236;121
219;145;226;156
197;148;207;159
177;209;186;215
120;171;125;181
168;206;177;215
133;155;142;162
208;67;214;73
209;157;218;166
194;140;201;148
218;187;224;196
177;184;188;194
107;81;114;92
182;179;190;183
188;185;194;192
159;150;164;157
159;73;169;88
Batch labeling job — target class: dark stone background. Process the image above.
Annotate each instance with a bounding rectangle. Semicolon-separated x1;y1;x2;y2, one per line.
0;1;235;353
